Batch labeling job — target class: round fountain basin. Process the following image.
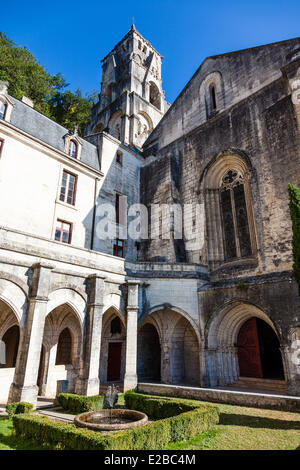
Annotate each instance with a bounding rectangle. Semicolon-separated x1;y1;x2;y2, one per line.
74;409;148;432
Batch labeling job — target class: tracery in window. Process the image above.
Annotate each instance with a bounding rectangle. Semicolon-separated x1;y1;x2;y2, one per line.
220;170;252;260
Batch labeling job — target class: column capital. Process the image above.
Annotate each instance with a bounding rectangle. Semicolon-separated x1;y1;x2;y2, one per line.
87;273;106;280
30;261;54;299
127;280;140;310
31;262;56;271
88;273;106;305
126;279;141;286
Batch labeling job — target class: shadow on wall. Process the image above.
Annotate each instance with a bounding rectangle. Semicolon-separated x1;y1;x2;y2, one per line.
81;135;140;261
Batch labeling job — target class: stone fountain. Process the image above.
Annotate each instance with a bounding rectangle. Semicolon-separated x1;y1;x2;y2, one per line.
74;385;148;432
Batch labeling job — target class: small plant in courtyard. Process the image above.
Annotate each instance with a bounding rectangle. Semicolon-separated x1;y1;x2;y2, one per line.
288;183;300;296
6;402;33;418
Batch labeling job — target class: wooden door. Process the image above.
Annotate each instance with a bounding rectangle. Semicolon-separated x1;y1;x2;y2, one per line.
107;342;122;381
237;318;263;378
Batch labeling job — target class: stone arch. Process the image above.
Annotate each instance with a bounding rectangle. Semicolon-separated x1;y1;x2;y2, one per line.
106;82;115;103
39;302;83;397
0;278;28;325
0;298;21;402
149;81;161;110
47;288;86;325
206;301;285;386
135;111;153;147
108;110;123;140
144;304;200;343
100;306;126;384
137;322;161;382
92;122;104;134
199;71;225;120
198;150;257;271
56;328;72;365
103;302;126;326
139;307;200;385
207;301;279;349
133;53;142;65
170;315;201;385
199;149;254;192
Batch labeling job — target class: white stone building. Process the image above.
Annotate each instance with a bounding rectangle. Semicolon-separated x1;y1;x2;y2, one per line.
0;27;300;405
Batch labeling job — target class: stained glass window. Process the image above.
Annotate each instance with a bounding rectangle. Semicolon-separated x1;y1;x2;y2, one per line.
220;170;252;260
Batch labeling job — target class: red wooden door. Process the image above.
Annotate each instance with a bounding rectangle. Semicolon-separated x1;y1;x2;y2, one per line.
237;318;263;378
107;342;122;381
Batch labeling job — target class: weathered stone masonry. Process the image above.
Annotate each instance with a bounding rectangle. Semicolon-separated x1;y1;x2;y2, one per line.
1;30;300;405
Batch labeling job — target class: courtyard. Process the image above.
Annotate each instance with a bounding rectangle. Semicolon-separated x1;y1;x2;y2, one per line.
0;395;299;450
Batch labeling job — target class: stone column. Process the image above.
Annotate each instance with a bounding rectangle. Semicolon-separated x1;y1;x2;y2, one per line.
76;274;105;396
123;280;140;392
9;262;54;406
232;347;240;381
281;343;300;396
160;341;171;384
204;348;218;387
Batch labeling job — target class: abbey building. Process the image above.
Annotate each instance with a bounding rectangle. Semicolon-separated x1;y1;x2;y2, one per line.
0;25;300;405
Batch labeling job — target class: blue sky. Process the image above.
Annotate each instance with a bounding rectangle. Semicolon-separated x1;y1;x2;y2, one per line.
2;0;300;103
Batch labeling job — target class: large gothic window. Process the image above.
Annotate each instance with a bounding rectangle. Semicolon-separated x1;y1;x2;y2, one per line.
220;170;252;260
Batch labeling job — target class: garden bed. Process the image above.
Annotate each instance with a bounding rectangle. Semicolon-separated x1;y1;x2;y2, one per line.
12;392;219;450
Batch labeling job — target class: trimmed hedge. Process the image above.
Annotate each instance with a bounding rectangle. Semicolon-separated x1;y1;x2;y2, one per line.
13;402;219;450
124;391;207;419
6;402;34;418
56;393;103;413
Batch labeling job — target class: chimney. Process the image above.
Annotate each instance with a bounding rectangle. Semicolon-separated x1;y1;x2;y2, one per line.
21;96;34;108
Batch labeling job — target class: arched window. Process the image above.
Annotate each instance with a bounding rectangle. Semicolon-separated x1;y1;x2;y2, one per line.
149;82;161;110
68;139;77;158
220;170;252;260
56;328;72;365
106;83;114;103
209;84;217;112
110;317;122;335
0;101;7;120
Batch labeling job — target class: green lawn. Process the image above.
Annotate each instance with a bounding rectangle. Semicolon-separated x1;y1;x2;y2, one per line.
0;416;54;450
166;402;300;450
1;400;299;450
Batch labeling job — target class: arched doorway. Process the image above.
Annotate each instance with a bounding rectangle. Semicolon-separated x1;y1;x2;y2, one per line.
56;328;72;365
39;304;82;397
0;300;21;402
206;302;286;388
237;317;284;379
137;323;161;382
1;325;19;368
100;309;126;385
171;316;200;386
138;308;200;386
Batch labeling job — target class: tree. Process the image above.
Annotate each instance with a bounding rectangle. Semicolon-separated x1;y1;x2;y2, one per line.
49;89;98;136
0;32;97;135
288;183;300;296
0;33;55;117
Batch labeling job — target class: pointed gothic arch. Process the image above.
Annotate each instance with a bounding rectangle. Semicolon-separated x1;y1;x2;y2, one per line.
199;150;257;271
206;301;285;386
108;110;123;141
139;307;200;386
149;81;161;110
100;307;126;385
38;303;83;397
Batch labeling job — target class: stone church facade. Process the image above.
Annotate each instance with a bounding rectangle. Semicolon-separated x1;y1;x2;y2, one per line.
0;26;300;405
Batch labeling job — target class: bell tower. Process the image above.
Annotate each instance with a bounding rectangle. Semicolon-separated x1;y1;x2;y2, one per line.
86;25;170;149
